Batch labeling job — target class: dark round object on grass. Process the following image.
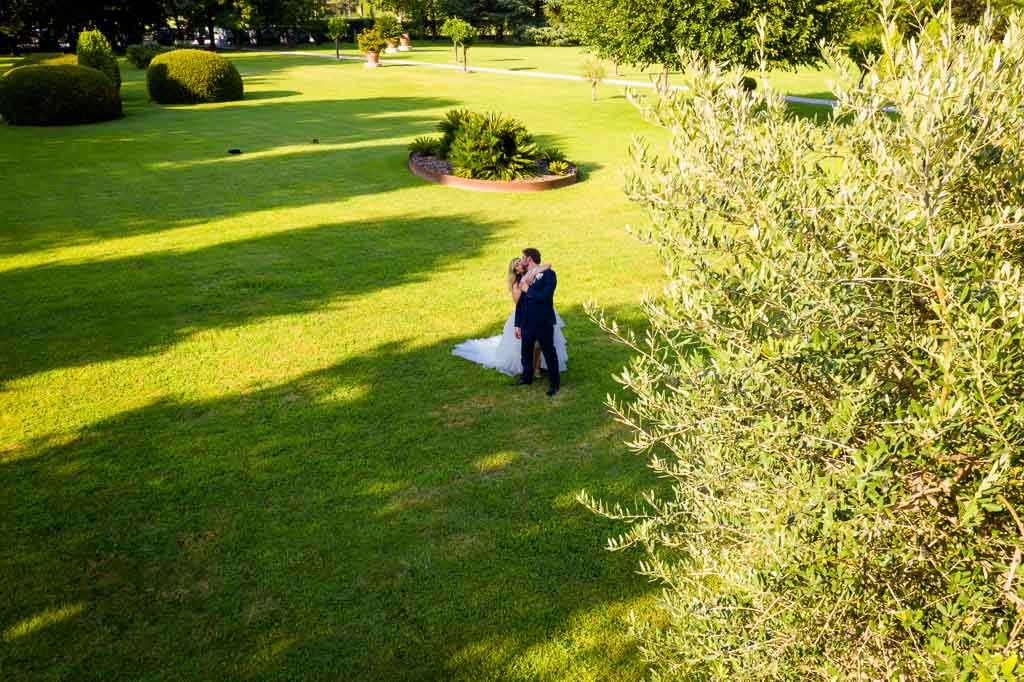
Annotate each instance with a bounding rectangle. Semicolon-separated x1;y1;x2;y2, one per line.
228;148;242;155
147;49;244;104
0;64;122;126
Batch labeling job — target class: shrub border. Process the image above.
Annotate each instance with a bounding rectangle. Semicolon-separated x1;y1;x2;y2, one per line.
408;153;577;193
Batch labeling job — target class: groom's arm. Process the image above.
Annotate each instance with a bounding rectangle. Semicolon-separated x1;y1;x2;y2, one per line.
525;270;556;303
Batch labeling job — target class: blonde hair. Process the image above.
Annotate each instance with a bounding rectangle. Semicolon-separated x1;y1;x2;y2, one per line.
507;257;521;291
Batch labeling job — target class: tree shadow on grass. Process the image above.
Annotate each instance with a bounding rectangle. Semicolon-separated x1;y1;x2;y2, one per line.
239;90;303;100
0;306;656;680
0;94;457;257
0;211;500;387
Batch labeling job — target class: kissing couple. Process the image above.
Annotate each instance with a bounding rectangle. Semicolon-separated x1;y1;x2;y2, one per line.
453;247;568;396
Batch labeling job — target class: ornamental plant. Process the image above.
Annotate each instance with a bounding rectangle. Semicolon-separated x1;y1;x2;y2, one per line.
374;15;402;43
126;44;170;69
76;29;120;89
147;49;243;104
327;16;349;59
583;2;1024;678
436;107;472;158
440;17;465;61
357;28;386;54
448;112;539;181
0;64;122;125
407;135;440;155
440;17;476;69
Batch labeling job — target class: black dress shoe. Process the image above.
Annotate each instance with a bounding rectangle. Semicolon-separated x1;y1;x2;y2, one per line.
546;386;559;397
516;377;532;385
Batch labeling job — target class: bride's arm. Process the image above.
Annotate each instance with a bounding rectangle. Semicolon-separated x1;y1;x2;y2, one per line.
521;263;552;289
510;286;522;303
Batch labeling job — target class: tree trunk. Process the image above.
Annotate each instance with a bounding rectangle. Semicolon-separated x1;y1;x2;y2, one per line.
335;37;340;59
661;64;670;93
463;45;468;72
208;24;216;50
592;82;597;102
614;61;620;76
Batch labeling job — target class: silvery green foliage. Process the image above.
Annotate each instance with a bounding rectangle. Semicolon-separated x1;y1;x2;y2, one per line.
583;3;1024;678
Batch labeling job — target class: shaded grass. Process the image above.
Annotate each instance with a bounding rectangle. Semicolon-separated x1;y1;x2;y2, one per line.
1;53;672;679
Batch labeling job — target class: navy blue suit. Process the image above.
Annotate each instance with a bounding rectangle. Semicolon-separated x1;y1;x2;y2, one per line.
519;269;559;390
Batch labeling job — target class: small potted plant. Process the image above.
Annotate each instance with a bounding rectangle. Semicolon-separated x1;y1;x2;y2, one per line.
374;15;402;54
399;32;412;51
358;28;386;67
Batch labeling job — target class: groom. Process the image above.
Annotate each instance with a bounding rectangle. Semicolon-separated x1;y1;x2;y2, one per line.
515;247;560;397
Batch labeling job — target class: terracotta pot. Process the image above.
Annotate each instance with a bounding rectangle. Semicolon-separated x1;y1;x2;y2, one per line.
384;39;398;54
364;51;380;67
398;34;411;51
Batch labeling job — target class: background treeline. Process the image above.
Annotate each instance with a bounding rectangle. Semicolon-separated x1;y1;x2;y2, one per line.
0;0;569;53
5;1;1020;57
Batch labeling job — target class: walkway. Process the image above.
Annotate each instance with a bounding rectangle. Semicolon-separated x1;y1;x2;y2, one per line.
237;48;837;108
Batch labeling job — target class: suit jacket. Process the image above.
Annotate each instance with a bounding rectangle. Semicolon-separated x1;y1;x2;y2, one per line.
520;269;557;331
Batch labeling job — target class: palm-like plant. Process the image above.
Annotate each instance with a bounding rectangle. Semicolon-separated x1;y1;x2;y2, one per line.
436;108;472;159
448;112;540;181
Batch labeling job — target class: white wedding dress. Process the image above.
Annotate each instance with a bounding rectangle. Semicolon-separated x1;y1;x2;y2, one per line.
453;310;568;376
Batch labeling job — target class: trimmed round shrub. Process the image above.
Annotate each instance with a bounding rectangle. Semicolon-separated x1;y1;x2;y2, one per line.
127;44;171;69
76;29;121;89
146;49;243;104
0;64;122;126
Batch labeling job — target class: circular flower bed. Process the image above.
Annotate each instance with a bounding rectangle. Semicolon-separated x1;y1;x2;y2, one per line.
408;152;577;192
407;109;578;192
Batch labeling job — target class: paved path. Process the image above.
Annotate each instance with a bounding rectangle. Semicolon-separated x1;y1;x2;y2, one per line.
237;48;837;108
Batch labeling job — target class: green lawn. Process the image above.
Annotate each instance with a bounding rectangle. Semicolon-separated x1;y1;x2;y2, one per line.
274;38;838;99
0;53;675;679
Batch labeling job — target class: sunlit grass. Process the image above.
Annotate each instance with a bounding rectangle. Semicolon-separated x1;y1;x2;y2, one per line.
2;604;86;642
269;39;838;99
1;52;676;680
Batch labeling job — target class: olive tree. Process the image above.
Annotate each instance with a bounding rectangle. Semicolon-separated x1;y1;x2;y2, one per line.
584;2;1024;677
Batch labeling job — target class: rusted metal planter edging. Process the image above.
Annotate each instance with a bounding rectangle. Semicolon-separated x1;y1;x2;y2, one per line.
408;154;577;193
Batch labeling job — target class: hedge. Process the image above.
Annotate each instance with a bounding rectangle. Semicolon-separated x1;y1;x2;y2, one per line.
147;49;244;104
0;64;122;126
76;30;121;89
127;44;172;69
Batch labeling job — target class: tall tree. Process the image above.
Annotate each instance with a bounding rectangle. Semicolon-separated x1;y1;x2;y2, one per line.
438;0;538;37
164;0;238;47
564;0;870;82
375;0;443;35
1;0;170;50
0;0;28;53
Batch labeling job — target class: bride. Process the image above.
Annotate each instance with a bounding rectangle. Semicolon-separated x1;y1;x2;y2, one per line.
453;257;568;376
